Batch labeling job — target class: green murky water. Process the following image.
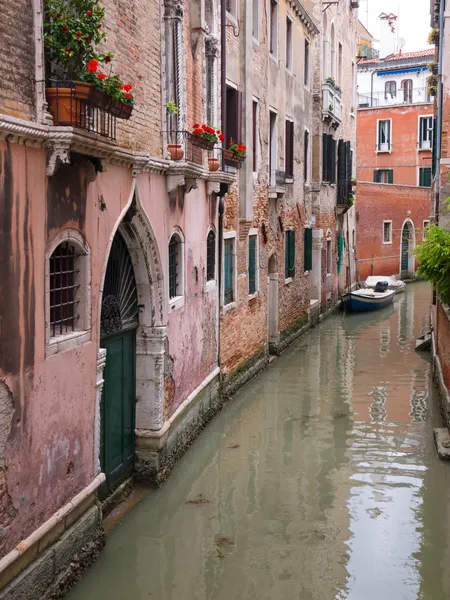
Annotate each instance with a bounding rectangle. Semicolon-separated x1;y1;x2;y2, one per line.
69;282;450;600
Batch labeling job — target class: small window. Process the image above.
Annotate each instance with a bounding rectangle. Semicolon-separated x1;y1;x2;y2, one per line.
374;169;393;184
50;242;79;337
248;233;258;295
377;120;391;152
383;221;392;244
322;133;336;183
326;239;332;274
169;232;183;299
269;110;277;185
419;116;433;150
338;42;343;85
270;0;278;57
285;119;294;179
253;100;258;172
226;0;237;18
304;39;310;86
423;220;430;240
304;228;312;272
224;236;236;305
286;16;293;71
252;0;259;39
285;230;296;279
419;167;432;187
206;230;216;282
304;130;310;182
225;85;240;151
401;79;413;103
385;81;396;100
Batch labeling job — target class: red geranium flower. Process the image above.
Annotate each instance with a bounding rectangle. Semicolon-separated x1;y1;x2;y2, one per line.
194;128;203;135
86;10;92;16
98;24;102;28
104;56;111;63
75;31;82;38
125;93;132;99
123;84;132;92
56;12;61;17
97;73;106;80
65;48;71;53
216;130;221;134
193;123;200;129
87;59;98;72
201;124;207;130
86;36;92;42
219;133;225;142
62;24;69;31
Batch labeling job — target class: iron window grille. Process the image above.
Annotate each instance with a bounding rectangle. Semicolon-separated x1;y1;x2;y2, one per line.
50;242;79;337
169;235;180;298
207;230;216;281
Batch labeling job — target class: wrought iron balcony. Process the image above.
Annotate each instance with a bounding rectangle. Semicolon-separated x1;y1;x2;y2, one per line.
358;87;431;108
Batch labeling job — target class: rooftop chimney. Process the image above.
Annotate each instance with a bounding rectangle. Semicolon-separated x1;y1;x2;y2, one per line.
379;12;397;58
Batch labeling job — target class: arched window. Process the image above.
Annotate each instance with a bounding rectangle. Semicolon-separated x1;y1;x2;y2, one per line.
330;24;336;79
46;230;91;355
206;229;216;282
323;12;328;79
385;80;396;99
401;79;413;103
168;231;184;300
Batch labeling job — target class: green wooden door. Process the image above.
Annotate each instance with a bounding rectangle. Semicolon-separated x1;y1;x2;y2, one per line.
100;232;139;496
101;330;136;493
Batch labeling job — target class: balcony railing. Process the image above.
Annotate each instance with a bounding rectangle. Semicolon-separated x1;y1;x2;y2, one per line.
46;81;117;140
358;87;431;108
322;82;342;126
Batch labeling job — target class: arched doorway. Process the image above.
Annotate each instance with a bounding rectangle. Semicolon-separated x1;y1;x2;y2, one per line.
400;220;415;278
100;231;139;494
268;253;278;347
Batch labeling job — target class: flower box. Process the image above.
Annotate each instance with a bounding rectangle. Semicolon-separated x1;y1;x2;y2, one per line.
191;135;216;151
224;149;245;168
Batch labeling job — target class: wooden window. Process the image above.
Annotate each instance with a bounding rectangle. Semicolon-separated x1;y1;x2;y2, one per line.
206;230;216;281
326;239;332;274
248;234;258;294
304;228;313;272
169;233;183;299
286;16;293;70
401;79;413;103
419;116;433;150
385;80;396;99
304;129;309;182
285;230;295;279
383;221;392;244
285;119;294;178
304;39;310;86
224;237;235;304
49;242;78;337
377;120;391;152
374;169;393;184
270;0;278;56
419;167;432;187
322;133;336;183
269;110;277;185
225;85;242;151
253;100;258;172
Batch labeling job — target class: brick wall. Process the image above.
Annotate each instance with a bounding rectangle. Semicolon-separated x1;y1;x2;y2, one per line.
0;0;36;121
357;104;434;185
436;303;450;392
356;182;431;279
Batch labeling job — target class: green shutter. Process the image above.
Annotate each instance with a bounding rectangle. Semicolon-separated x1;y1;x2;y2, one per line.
374;170;379;183
248;235;257;294
419;168;424;187
432;117;437;175
322;133;328;181
304;228;312;272
285;231;295;278
388;170;393;184
420;167;432;188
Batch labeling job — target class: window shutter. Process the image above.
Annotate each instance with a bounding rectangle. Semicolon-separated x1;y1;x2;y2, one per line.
387;120;391;148
432;117;437;175
374;170;379;183
285;120;294;178
285;232;289;279
388;169;393;184
419;168;424;187
330;137;336;184
322;133;328;181
289;231;295;277
237;90;243;144
304;228;312;272
248;236;256;294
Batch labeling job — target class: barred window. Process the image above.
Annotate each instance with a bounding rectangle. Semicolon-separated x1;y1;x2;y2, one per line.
169;232;184;300
50;242;79;337
207;230;216;282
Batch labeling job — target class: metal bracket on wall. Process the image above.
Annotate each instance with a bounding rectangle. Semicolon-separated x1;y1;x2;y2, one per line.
322;1;339;12
224;21;240;37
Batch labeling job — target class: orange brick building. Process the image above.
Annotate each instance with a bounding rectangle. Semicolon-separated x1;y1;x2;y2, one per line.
356;48;434;279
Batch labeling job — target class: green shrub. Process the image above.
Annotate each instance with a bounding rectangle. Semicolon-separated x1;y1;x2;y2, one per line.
415;224;450;303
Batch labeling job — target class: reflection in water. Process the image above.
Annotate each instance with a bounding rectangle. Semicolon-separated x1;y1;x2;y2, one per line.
68;282;450;600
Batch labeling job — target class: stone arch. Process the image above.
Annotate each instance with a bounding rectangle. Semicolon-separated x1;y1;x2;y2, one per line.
268;252;277;274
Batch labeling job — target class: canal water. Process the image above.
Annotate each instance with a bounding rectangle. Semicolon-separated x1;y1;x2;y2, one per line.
69;281;450;600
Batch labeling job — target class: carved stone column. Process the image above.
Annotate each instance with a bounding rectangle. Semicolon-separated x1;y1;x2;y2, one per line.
94;348;107;475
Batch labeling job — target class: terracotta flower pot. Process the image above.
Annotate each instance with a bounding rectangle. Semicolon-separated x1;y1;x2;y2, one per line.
73;81;93;101
168;144;184;161
46;87;83;126
208;157;220;172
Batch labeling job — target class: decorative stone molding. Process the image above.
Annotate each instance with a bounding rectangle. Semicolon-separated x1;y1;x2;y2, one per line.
94;348;107;475
207;181;221;195
164;0;183;19
45;142;71;176
167;173;187;193
287;0;319;35
205;34;220;57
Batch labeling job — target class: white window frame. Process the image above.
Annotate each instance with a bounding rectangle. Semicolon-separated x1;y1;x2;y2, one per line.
226;0;238;21
205;226;217;291
377;119;392;153
285;14;293;72
168;228;185;312
269;0;279;59
383;220;393;245
223;231;237;311
423;220;430;241
46;229;91;357
418;115;433;151
248;228;260;299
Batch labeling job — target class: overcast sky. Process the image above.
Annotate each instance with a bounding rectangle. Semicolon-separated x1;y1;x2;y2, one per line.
359;0;433;53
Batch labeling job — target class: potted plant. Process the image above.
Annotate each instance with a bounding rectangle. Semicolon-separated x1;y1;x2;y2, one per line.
428;61;439;75
165;101;183;161
224;140;246;167
428;85;437;97
191;123;223;150
328;104;334;112
208;155;220;171
427;28;440;45
44;0;134;123
325;76;336;87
